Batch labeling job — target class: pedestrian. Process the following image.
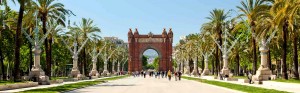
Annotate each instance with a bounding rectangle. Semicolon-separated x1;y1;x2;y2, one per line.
144;71;146;78
161;71;164;78
165;71;167;78
158;71;160;79
178;71;182;81
248;72;253;84
174;71;178;81
167;70;172;81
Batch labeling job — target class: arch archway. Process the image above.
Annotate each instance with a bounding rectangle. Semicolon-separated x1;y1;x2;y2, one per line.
128;28;173;73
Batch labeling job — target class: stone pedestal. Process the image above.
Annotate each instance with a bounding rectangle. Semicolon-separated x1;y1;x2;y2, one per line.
89;59;99;77
89;69;99;77
180;61;184;73
201;57;210;76
191;59;198;76
102;61;110;76
71;69;80;78
253;41;272;81
184;60;190;75
117;62;120;74
202;69;210;76
29;47;50;85
221;55;230;76
70;55;81;77
112;61;116;74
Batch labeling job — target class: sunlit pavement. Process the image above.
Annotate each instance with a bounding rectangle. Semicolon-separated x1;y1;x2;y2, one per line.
67;76;242;93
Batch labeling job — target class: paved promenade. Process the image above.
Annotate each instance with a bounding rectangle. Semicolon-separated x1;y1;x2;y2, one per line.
199;75;300;93
67;76;242;93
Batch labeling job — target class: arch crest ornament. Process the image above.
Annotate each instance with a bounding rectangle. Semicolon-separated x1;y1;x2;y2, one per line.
128;28;173;73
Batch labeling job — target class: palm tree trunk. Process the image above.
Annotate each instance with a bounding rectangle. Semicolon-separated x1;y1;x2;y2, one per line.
0;39;5;80
212;57;215;75
83;48;87;76
48;37;53;78
0;28;5;80
42;14;51;78
236;53;240;76
13;0;25;82
282;22;288;80
29;39;33;73
217;29;222;74
252;37;257;74
251;23;257;74
28;28;33;74
201;55;204;73
215;44;218;75
293;34;299;80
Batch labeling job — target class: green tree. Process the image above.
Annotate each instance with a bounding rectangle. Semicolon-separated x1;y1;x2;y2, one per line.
71;18;101;76
270;0;300;79
142;55;148;70
205;9;230;74
33;0;69;78
236;0;269;74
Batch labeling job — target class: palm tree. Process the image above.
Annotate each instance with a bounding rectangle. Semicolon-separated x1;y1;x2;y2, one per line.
13;0;31;82
236;0;269;74
270;0;300;80
32;0;69;78
205;9;229;74
72;18;100;76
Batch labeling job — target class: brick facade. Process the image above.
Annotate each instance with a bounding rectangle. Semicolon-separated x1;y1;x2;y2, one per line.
128;28;173;73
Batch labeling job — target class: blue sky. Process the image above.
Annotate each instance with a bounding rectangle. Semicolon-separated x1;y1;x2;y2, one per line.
8;0;241;45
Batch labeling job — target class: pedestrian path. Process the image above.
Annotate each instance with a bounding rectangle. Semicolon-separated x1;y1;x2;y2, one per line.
0;76;118;93
67;76;243;93
188;75;300;93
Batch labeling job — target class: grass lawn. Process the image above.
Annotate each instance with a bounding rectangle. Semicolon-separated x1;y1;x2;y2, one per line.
18;75;129;93
51;77;69;80
273;78;300;84
0;81;26;86
182;76;289;93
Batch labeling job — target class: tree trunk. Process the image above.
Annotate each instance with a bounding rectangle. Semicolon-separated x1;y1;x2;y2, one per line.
252;37;257;74
236;53;240;76
212;57;215;75
48;36;53;78
14;0;25;82
29;40;33;73
293;34;299;80
42;13;51;78
215;44;219;75
251;23;257;74
83;48;87;76
282;22;288;80
201;55;204;73
217;30;222;74
268;50;272;73
0;36;5;80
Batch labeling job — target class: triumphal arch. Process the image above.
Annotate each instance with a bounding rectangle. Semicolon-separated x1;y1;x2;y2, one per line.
128;28;173;73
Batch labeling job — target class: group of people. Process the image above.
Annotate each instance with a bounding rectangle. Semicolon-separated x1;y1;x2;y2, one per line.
132;70;182;81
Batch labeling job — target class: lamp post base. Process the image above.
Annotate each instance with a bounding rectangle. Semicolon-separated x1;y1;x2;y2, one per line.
102;70;110;76
71;69;81;78
253;66;272;81
201;69;210;76
221;68;230;77
29;67;50;85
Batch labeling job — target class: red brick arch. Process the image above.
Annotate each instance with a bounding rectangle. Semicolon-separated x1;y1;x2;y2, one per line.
128;28;173;73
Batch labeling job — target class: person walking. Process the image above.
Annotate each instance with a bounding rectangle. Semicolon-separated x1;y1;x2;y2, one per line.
143;71;146;78
248;72;253;84
178;71;182;81
158;71;160;79
174;71;178;81
167;70;172;81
